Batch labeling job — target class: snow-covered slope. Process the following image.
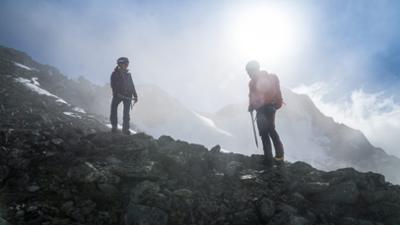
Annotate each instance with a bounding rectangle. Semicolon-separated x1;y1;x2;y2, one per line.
0;47;109;134
14;76;69;104
131;85;232;147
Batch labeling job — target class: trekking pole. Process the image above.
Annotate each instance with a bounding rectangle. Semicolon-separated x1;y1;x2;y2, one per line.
250;111;259;148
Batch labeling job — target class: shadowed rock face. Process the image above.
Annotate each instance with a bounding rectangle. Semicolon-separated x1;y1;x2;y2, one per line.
1;129;400;225
1;45;400;225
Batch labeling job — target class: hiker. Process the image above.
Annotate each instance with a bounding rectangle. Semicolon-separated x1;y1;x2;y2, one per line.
110;57;138;135
246;60;284;166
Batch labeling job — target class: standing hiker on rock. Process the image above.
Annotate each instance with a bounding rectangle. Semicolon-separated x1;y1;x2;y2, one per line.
110;57;138;135
246;60;284;166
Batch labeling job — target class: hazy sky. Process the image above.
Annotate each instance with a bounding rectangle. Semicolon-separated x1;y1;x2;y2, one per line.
1;0;400;155
1;0;399;109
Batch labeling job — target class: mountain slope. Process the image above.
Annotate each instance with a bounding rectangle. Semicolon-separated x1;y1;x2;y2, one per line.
212;89;400;184
131;84;233;145
0;45;232;147
1;45;400;225
1;45;400;184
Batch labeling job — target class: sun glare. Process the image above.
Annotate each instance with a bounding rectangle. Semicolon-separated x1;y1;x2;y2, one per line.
228;4;302;65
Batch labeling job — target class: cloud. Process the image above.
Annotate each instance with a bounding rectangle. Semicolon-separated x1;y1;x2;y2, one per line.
0;0;312;112
2;0;399;115
293;82;400;158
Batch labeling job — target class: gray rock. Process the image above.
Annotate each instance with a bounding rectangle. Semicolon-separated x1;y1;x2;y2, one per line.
210;145;221;153
79;200;96;216
267;211;290;225
0;217;9;225
173;189;192;198
15;209;24;218
130;181;160;204
257;198;276;221
341;217;375;225
0;202;7;219
97;183;119;197
315;181;359;204
368;202;400;222
27;184;40;192
225;161;243;177
158;135;175;146
68;162;121;184
124;203;168;225
110;163;159;181
289;216;310;225
289;192;308;208
51;138;64;145
288;161;314;175
278;203;298;215
61;201;74;214
231;208;259;225
361;190;392;204
0;165;9;184
298;181;330;195
106;156;123;164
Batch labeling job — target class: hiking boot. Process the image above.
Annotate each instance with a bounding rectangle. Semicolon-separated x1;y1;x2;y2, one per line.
274;156;284;166
122;129;131;135
111;126;118;133
262;158;274;168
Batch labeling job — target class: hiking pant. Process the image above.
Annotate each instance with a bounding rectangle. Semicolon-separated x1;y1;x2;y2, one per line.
256;105;284;163
110;95;131;131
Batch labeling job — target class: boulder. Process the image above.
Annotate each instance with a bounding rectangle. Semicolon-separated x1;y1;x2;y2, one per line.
173;189;193;199
210;145;221;153
298;181;330;196
130;181;160;204
225;161;243;177
0;217;9;225
124;203;168;225
314;181;360;204
0;165;9;184
257;197;275;222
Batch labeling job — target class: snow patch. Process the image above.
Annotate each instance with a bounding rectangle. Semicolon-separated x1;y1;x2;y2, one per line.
221;148;232;153
63;112;81;119
32;77;40;86
56;99;68;104
192;111;233;136
73;107;86;114
14;77;69;105
240;174;256;180
105;123;137;134
14;62;33;71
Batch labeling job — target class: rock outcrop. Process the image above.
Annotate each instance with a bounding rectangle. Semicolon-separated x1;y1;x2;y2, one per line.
1;129;400;225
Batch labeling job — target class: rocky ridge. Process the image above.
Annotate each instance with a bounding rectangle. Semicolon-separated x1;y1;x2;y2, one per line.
1;128;400;225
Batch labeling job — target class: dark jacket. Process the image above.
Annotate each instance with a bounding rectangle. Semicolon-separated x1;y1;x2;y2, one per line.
110;66;137;99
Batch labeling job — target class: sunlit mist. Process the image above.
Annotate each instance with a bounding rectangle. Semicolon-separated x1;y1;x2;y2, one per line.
226;3;306;67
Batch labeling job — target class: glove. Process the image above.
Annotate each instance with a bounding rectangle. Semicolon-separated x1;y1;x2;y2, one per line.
133;97;138;103
248;105;254;112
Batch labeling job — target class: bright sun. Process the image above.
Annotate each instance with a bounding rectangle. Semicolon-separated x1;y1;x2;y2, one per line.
228;4;301;64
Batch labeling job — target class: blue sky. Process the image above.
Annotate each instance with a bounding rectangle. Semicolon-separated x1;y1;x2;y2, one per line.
309;0;400;93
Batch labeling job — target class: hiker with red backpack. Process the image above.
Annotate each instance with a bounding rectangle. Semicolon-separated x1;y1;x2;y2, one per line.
110;57;138;135
246;60;284;166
